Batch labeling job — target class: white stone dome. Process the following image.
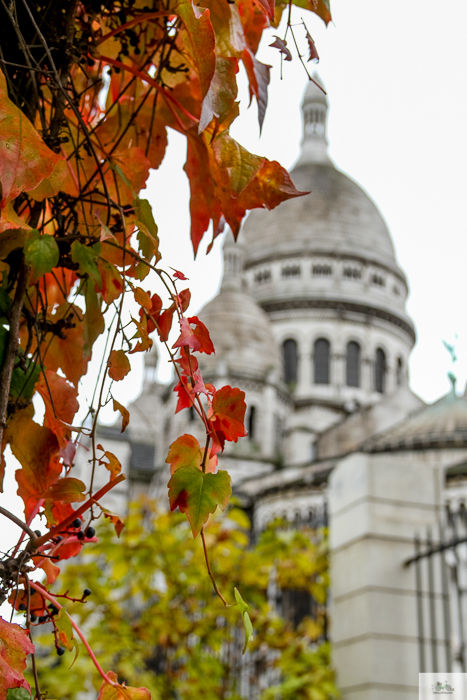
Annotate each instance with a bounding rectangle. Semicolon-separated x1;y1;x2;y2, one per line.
198;232;281;380
242;161;400;274
243;73;402;276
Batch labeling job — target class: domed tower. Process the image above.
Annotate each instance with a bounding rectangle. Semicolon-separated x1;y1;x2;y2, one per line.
241;75;416;446
194;231;292;481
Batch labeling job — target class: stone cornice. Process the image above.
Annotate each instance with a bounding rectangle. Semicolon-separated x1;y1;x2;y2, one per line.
259;298;416;343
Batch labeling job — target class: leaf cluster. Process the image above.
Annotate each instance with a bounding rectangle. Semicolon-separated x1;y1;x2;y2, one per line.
28;502;335;700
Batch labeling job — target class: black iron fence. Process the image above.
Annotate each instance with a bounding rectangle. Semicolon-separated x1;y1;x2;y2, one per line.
405;503;467;672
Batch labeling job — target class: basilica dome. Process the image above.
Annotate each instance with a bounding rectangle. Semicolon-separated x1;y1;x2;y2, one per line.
243;77;401;276
198;232;281;380
242;162;400;275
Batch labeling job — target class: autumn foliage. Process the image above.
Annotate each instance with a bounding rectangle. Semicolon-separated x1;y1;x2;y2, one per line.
0;0;331;697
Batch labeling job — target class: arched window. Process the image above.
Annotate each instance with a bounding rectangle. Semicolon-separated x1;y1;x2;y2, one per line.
283;339;298;384
248;406;256;440
375;348;386;393
396;357;403;386
346;341;361;387
314;338;330;385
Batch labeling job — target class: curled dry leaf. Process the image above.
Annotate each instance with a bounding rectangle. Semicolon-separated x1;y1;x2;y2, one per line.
306;30;320;63
113;399;130;433
269;36;292;61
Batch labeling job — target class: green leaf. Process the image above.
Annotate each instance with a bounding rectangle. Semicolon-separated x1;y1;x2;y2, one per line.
234;587;249;614
24;230;59;283
83;280;105;356
7;690;31;700
134;197;160;263
241;609;253;654
10;356;40;399
71;241;102;286
55;607;75;652
168;466;232;537
235;588;253;653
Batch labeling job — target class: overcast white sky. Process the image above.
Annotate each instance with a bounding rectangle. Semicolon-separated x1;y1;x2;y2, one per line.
145;0;467;405
2;1;467;555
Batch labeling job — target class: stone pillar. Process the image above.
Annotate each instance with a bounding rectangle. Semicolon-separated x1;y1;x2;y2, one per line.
329;452;443;700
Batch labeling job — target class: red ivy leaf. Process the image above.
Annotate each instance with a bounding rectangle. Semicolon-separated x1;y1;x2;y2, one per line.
209;386;248;443
170;268;189;281
0;616;35;699
173;316;215;355
174;375;193;413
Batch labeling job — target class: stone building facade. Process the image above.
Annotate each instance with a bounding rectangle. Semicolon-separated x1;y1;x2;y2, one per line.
80;75;467;699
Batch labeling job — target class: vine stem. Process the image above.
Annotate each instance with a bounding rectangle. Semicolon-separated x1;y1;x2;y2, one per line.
96;11;172;45
200;528;229;607
0;506;37;541
0;259;28;447
32;473;125;550
26;581;120;689
11;498;45;557
25;575;42;700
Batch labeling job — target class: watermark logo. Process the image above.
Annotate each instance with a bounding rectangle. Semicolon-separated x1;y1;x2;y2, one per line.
420;673;466;699
431;681;455;695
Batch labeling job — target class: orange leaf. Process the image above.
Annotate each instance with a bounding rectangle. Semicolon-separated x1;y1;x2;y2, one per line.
8;586;47;617
98;259;123;305
209;385;247;443
46;477;86;504
166;434;217;475
0;617;35;700
36;370;79;458
0;70;61;209
33;556;61;585
97;671;151;700
102;509;125;537
97;445;122;481
113;399;130;433
177;0;216;99
108;350;131;381
134;287;152;310
5;406;60;519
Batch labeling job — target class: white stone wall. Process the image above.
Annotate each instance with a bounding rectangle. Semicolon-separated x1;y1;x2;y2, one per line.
329;452;444;700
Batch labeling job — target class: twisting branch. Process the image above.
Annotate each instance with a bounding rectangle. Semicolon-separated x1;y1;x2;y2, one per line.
0;506;37;541
0;260;29;446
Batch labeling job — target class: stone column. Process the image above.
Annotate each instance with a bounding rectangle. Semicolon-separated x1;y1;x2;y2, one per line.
329;452;443;700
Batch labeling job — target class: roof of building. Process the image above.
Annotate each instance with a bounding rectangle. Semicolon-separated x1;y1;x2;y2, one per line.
363;388;467;452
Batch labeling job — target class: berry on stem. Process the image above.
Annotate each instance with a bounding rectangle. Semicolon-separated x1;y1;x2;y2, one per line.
72;517;82;528
56;646;66;656
83;588;91;598
18;603;27;611
85;526;96;538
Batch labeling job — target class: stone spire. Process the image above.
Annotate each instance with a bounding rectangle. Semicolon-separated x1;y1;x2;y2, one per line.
297;73;330;165
143;341;158;386
220;228;246;291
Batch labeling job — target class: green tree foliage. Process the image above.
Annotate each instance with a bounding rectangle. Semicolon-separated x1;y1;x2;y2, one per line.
28;502;336;700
